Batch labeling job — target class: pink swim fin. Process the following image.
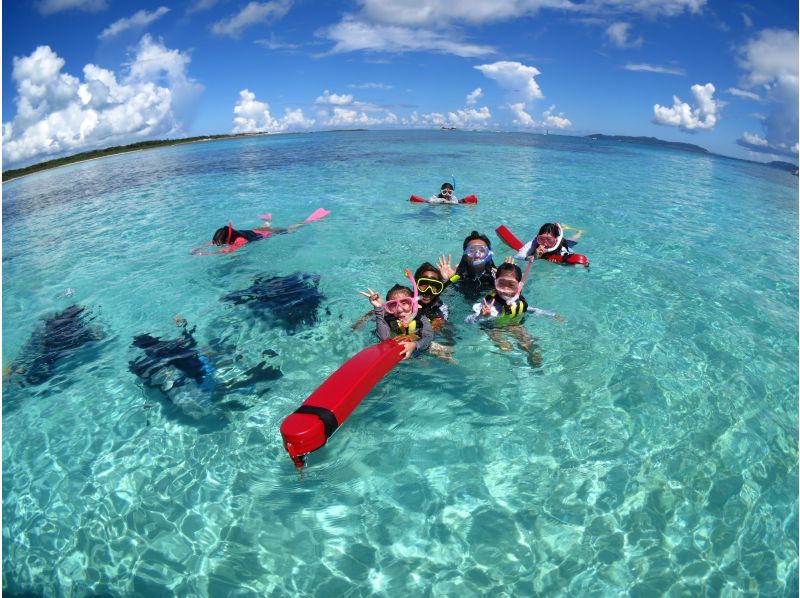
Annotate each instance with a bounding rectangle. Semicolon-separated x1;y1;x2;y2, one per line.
258;213;273;221
304;208;330;223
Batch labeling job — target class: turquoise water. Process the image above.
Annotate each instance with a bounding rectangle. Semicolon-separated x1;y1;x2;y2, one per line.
3;130;797;596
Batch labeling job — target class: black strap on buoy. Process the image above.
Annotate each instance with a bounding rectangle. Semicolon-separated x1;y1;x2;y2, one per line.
294;405;339;439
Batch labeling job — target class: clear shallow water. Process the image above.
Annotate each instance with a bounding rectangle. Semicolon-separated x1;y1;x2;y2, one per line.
3;130;797;596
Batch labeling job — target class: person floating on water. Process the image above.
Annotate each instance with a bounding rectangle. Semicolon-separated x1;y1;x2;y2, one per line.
191;208;330;255
466;260;562;367
359;271;433;360
437;230;497;300
515;222;588;266
428;182;459;204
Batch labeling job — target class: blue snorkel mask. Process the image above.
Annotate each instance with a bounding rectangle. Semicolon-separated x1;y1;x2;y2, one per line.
464;244;493;267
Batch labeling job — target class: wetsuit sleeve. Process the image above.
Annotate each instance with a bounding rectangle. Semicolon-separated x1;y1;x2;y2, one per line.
415;317;433;352
515;240;534;260
374;308;392;341
526;306;557;317
564;239;578;248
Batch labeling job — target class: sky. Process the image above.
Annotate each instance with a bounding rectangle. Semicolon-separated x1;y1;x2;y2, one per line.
2;0;798;168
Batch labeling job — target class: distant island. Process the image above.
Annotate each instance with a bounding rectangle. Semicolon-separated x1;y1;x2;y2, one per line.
2;129;368;182
586;133;798;174
765;160;799;174
585;134;709;154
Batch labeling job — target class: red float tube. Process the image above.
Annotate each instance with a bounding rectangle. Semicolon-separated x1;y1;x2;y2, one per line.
495;225;524;251
409;194;477;204
496;224;589;266
280;339;405;467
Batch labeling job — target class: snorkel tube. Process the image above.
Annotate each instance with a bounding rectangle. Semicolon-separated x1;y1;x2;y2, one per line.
403;268;420;327
549;223;564;252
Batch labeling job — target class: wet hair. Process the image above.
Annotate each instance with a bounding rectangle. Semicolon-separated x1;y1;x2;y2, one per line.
414;262;442;281
441;182;454;190
462;230;492;250
386;285;412;301
537;222;562;237
212;226;231;245
496;262;522;281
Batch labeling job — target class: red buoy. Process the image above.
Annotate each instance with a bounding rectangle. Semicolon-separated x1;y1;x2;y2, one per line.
280;339;405;467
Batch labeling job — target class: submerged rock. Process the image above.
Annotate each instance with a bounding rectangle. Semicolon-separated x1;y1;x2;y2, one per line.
221;272;325;332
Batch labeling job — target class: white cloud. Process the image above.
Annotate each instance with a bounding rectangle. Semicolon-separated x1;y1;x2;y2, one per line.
509;103;571;128
211;0;292;38
315;90;354;105
99;7;170;40
349;82;394;90
741;131;768;147
188;0;219;13
624;63;684;75
466;88;483;106
356;0;705;25
36;0;107;15
606;22;642;48
541;105;572;128
2;36;203;167
475;61;543;102
321;107;398;127
728;87;761;101
321;17;495;57
254;34;300;50
741;12;753;28
653;83;720;131
231;89;314;132
446;106;492;128
735;29;798;157
510;103;535;127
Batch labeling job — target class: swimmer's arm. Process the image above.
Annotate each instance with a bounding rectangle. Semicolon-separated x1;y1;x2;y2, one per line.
514;240;534;260
526;306;564;322
373;308;392;341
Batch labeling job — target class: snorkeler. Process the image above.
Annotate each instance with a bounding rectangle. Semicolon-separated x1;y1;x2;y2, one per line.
428;182;459;204
191;208;330;255
437;230;498;299
466;260;562;366
359;270;433;360
515;222;588;266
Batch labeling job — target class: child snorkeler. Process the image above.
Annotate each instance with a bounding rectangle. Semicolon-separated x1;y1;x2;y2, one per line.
428;182;459;204
191;208;329;255
466;259;562;367
359;271;433;360
437;230;497;300
515;222;588;266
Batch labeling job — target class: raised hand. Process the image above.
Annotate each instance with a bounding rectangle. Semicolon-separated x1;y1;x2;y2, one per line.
503;255;515;264
358;288;383;308
437;254;455;280
480;297;495;317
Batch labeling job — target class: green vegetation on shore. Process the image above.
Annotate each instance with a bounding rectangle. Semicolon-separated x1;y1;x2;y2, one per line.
2;129;368;182
2;134;237;182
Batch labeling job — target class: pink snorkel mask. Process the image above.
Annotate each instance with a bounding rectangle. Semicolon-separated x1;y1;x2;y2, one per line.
383;268;419;326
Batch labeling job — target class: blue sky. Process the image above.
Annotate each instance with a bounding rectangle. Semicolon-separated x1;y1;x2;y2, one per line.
3;0;798;168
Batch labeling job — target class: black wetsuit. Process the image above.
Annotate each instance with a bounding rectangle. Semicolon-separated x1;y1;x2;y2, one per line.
447;257;497;301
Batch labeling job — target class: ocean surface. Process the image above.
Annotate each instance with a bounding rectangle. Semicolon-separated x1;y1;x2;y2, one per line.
3;130;797;596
